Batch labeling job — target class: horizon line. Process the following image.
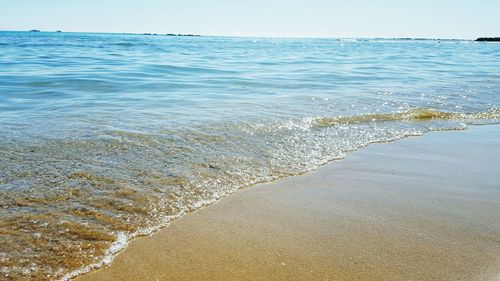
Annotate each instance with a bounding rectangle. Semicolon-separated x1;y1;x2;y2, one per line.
0;29;480;41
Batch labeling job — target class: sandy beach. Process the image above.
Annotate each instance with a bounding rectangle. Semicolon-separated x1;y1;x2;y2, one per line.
74;124;500;281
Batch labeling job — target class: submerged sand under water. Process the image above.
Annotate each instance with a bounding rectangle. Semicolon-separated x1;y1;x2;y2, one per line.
76;124;500;281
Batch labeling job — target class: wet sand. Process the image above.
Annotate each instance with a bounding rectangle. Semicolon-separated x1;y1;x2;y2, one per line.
76;125;500;281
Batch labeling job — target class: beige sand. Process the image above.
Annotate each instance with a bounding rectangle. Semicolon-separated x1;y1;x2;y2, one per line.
76;125;500;281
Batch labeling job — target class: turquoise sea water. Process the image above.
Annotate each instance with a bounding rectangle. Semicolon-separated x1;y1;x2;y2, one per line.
0;31;499;280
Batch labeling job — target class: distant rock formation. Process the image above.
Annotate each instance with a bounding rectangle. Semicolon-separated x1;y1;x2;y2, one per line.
163;33;202;37
476;37;500;42
29;29;40;32
142;33;201;37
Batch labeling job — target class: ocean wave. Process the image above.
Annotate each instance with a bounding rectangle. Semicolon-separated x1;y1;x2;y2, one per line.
314;107;500;127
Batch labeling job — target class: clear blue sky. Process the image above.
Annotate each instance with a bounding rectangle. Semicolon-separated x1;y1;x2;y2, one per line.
0;0;498;39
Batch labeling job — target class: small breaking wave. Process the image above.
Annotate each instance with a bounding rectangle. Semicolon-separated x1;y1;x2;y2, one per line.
313;107;500;127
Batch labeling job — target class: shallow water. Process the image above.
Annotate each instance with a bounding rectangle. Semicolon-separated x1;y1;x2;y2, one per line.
0;32;499;280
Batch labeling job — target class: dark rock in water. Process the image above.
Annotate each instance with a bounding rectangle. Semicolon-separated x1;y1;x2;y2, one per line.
166;33;177;36
56;30;62;33
476;37;500;42
29;29;40;32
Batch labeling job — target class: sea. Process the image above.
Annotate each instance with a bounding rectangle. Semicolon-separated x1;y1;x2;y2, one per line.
0;31;499;280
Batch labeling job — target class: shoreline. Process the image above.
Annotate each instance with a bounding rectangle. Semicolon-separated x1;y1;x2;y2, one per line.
75;124;500;281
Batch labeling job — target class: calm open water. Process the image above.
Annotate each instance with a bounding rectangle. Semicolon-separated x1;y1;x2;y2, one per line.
0;31;499;280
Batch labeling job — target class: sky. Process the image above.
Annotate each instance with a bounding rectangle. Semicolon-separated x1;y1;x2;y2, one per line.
0;0;498;39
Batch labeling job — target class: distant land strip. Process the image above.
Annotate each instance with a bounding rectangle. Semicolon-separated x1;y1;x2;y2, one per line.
476;37;500;42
